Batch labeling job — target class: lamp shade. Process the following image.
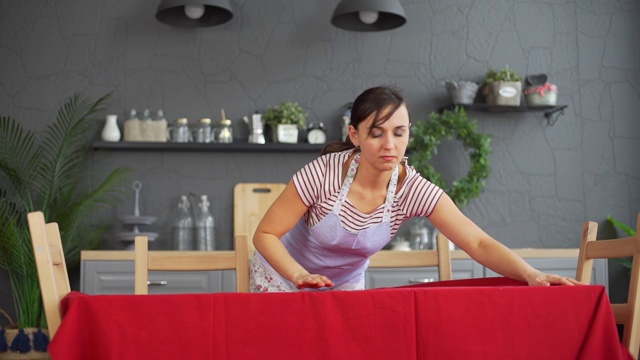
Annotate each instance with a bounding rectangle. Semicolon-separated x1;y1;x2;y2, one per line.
331;0;406;32
156;0;233;28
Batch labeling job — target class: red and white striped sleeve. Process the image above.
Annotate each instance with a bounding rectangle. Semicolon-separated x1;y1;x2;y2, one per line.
400;166;444;218
291;155;329;207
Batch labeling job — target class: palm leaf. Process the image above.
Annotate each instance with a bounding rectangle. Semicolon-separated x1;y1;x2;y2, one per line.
0;92;131;327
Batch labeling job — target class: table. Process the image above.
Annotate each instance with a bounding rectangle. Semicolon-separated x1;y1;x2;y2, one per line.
48;277;631;360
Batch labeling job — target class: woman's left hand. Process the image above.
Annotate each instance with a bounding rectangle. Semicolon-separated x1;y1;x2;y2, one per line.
525;271;583;286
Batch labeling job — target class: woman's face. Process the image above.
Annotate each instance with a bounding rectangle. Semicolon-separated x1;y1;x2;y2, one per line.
349;104;410;173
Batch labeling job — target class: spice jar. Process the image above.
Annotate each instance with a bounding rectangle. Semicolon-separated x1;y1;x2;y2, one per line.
194;118;213;143
168;118;191;143
217;109;233;143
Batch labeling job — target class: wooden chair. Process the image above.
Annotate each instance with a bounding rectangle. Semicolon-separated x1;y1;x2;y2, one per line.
233;183;286;258
576;213;640;359
369;232;453;281
134;235;249;294
27;211;71;339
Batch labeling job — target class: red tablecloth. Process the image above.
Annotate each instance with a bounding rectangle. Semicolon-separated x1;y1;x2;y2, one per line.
49;277;632;360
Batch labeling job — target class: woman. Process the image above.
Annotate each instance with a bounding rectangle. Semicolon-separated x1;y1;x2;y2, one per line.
250;85;579;292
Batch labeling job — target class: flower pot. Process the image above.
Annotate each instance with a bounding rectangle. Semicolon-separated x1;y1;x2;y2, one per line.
483;81;522;106
524;83;558;106
275;124;298;144
525;91;557;106
443;81;479;105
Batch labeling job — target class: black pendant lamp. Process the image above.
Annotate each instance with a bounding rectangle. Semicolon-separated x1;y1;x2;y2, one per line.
156;0;233;28
331;0;406;32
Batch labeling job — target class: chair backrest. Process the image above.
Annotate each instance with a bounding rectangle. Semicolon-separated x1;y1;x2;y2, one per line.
27;211;71;339
233;183;286;257
369;232;453;281
134;235;249;294
576;213;640;359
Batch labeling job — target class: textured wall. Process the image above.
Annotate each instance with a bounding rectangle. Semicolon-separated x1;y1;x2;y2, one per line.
1;0;639;309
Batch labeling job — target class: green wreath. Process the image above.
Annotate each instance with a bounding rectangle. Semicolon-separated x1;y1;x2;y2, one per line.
408;107;492;208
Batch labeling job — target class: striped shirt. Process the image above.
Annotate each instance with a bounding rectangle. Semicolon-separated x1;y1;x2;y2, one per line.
291;149;443;239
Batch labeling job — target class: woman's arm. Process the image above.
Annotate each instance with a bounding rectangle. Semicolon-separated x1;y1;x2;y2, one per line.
429;194;579;286
253;180;334;289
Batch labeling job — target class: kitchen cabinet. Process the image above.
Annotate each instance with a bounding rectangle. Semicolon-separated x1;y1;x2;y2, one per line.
367;257;608;290
81;260;238;294
365;259;482;288
80;249;608;294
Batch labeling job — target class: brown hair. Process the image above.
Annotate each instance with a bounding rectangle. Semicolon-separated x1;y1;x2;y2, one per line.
322;85;406;155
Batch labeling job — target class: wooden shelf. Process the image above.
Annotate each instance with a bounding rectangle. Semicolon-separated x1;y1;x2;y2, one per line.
441;103;568;126
92;141;326;153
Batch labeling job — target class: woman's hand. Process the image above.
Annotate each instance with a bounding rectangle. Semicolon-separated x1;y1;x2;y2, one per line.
293;271;335;289
525;270;583;286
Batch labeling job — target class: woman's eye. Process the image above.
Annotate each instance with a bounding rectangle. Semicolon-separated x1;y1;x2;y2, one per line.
371;131;383;138
394;131;405;137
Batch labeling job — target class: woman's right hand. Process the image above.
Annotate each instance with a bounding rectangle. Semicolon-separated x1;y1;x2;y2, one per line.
293;271;335;289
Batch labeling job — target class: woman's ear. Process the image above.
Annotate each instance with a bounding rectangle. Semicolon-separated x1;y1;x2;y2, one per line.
348;125;358;146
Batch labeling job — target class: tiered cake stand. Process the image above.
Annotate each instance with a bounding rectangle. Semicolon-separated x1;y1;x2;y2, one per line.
117;180;158;250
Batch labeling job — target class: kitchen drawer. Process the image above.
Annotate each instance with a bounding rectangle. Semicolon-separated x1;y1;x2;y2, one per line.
81;260;238;294
365;259;483;289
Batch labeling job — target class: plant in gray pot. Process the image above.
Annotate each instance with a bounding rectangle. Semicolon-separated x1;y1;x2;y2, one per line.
443;81;479;105
263;101;307;144
0;93;131;357
482;65;523;106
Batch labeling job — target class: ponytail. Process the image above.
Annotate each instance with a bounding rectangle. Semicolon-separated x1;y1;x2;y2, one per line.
321;136;356;155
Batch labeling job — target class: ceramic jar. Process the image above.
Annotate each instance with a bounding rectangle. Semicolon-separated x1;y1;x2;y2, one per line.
101;114;121;142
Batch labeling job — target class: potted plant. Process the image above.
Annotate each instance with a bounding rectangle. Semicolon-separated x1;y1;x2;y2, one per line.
443;80;479;105
482;65;523;106
523;74;558;106
263;101;307;144
606;215;637;272
0;93;130;355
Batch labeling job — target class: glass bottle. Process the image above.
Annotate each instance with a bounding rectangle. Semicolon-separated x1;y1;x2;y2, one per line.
172;195;194;250
194;195;215;251
410;218;430;250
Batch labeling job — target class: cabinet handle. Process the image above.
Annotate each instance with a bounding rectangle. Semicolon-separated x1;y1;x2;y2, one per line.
148;280;168;286
408;278;435;284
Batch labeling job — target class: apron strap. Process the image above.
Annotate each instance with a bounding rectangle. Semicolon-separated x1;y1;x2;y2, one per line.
332;152;399;223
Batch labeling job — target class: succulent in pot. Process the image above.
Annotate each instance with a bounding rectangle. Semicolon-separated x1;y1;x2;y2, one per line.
482;65;523;106
263;101;307;144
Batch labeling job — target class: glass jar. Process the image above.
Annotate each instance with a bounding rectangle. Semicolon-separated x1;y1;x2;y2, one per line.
217;119;233;143
194;118;213;143
168;118;191;143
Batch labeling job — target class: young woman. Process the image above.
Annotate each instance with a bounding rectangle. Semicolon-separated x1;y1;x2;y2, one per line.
250;85;579;292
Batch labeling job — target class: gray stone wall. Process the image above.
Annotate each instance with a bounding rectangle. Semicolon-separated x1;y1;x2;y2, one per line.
1;0;639;312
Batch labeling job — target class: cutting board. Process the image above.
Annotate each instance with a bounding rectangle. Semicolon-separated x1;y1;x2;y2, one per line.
233;183;286;257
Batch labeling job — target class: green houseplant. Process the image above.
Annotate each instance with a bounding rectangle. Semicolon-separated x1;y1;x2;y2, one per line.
482;65;523;106
0;93;131;333
607;215;637;271
263;101;307;144
408;107;492;208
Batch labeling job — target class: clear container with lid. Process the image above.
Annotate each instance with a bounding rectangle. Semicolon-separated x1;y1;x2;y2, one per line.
217;109;233;143
168;118;191;143
194;118;213;143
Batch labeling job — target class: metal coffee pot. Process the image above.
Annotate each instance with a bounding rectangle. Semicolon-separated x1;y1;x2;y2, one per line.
243;112;265;144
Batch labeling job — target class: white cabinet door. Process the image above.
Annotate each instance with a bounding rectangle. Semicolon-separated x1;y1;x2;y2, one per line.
81;260;238;294
364;259;483;289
